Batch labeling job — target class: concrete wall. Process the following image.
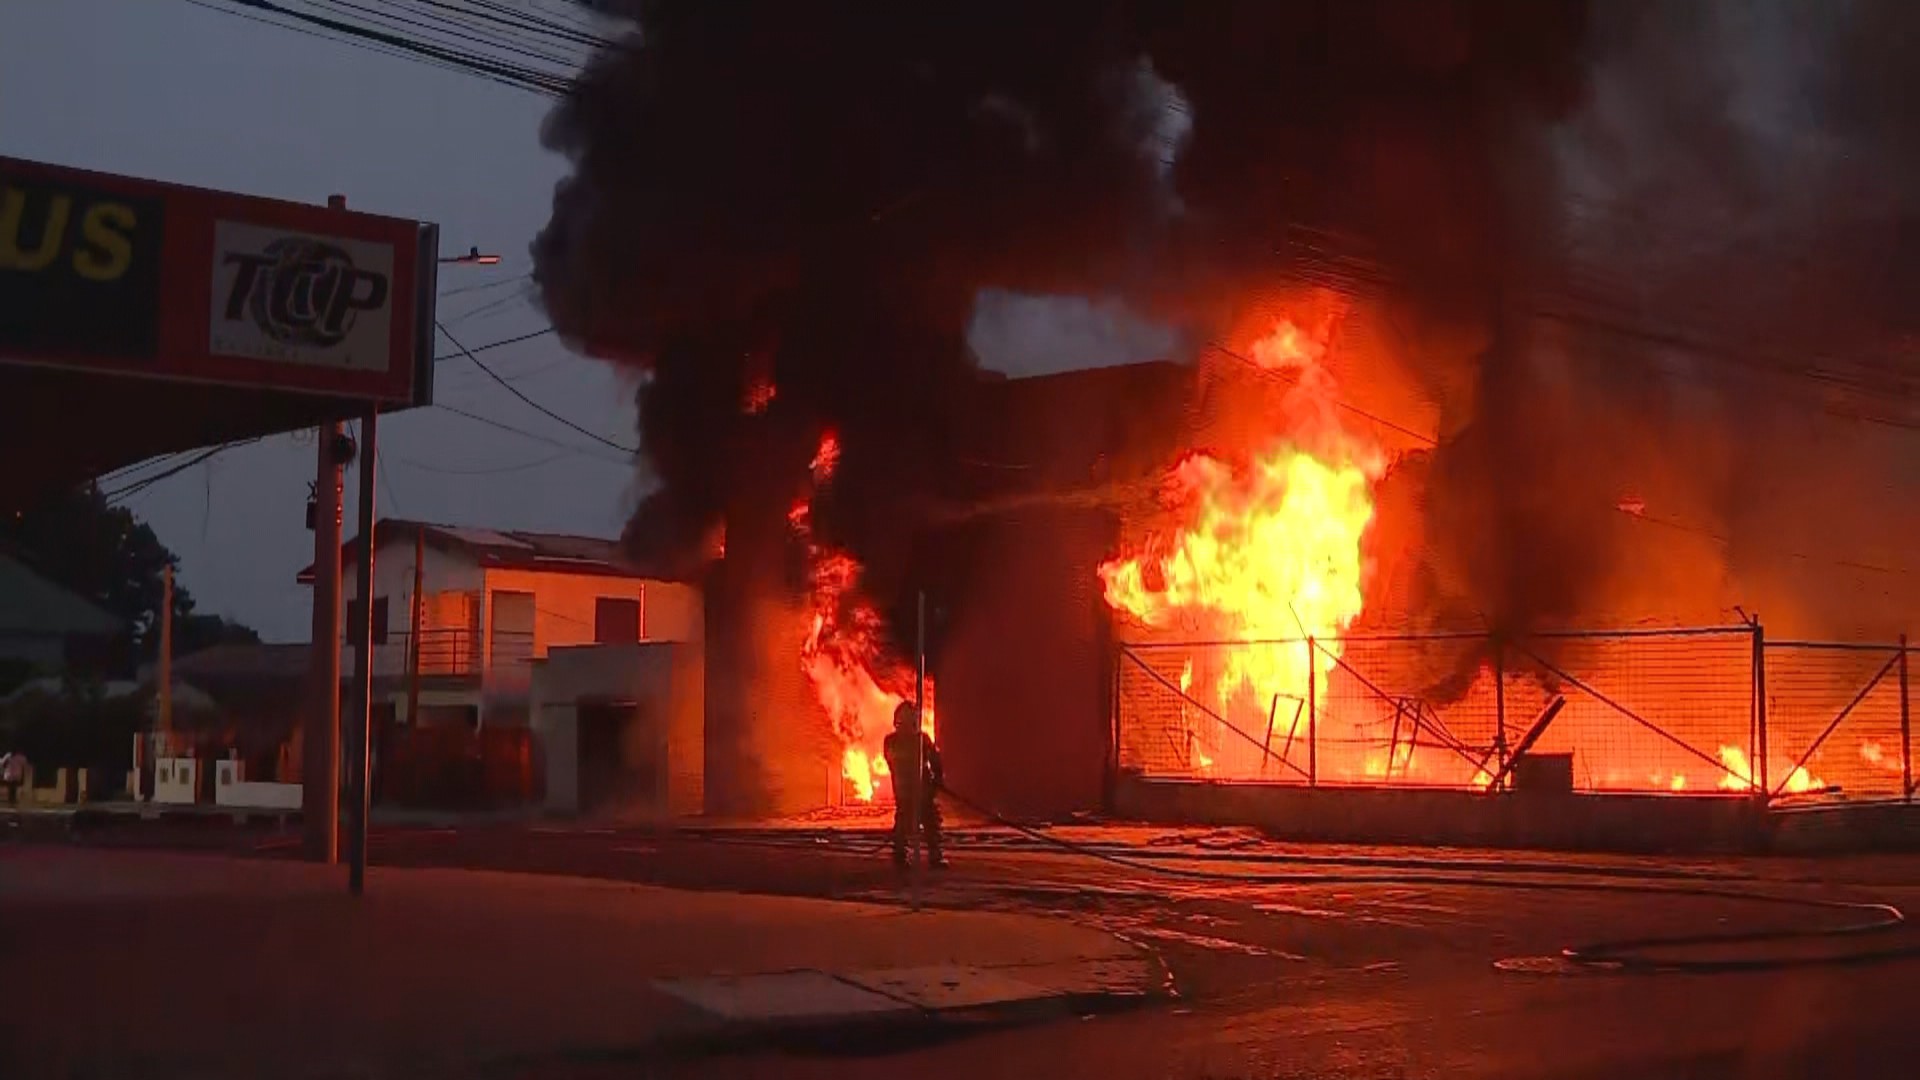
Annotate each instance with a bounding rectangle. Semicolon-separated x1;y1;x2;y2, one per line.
154;758;198;805
213;761;302;810
483;570;703;718
529;641;704;817
935;506;1118;819
342;540;484;679
1114;777;1772;854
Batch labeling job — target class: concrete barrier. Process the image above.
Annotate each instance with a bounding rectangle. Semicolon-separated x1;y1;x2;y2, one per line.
1113;776;1773;854
212;760;302;811
154;758;198;805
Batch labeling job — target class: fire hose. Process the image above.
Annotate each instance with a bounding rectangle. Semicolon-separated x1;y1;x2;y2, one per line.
923;783;1920;975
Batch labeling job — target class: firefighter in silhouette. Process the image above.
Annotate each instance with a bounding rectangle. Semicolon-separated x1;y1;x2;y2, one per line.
883;700;945;869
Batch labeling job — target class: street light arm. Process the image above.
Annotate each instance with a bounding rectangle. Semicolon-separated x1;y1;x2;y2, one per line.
440;245;501;265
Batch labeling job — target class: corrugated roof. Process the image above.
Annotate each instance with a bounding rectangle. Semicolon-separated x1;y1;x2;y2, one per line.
297;519;672;583
0;552;125;637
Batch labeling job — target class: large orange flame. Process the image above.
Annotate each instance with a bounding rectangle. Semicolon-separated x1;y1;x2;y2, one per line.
1102;314;1858;797
1101;317;1380;777
791;430;933;803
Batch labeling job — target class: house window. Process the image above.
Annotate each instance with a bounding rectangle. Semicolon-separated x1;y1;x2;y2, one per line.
594;597;640;644
346;597;391;645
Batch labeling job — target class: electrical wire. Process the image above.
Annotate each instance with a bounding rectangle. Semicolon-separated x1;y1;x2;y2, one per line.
440;270;532;298
192;0;574;97
1204;338;1438;447
437;321;637;454
391;450;579;475
303;0;583;70
100;439;262;502
432;326;555;363
173;0;538;89
429;401;631;464
405;0;619;50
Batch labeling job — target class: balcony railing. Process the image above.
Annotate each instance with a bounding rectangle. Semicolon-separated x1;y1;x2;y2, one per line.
351;629;536;680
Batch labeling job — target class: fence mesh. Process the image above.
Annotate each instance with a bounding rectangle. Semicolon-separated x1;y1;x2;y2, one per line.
1110;627;1904;799
1504;631;1754;794
1764;644;1909;801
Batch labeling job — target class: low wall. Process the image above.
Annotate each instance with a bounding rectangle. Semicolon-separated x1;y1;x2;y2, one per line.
1113;776;1772;854
214;762;302;811
154;759;198;805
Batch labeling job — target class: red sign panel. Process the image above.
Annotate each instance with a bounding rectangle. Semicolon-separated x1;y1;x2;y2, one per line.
0;156;436;405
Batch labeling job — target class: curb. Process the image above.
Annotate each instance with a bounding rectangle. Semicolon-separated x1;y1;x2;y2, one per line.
479;959;1170;1074
644;951;1172;1058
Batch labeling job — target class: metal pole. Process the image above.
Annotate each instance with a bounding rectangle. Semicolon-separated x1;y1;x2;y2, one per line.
347;409;379;895
1753;620;1769;799
304;419;344;863
1900;634;1911;803
1306;636;1317;787
406;527;424;726
1492;636;1506;787
158;564;173;741
909;590;926;912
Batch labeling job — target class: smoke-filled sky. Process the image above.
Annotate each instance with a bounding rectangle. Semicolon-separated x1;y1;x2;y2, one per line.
4;0;1916;644
534;0;1920;651
0;0;1167;641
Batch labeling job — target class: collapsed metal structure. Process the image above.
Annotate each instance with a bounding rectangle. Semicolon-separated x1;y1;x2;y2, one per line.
1116;625;1918;805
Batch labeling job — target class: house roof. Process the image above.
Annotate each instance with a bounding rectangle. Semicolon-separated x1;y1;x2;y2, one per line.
169;642;313;683
296;519;669;584
0;551;126;638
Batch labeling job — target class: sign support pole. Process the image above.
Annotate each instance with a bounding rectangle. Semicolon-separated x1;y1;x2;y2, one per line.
348;409;379;895
304;420;343;864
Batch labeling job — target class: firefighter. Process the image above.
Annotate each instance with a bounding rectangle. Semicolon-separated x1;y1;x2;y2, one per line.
882;700;945;869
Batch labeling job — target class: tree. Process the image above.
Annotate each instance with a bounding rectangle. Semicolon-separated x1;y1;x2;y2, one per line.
0;484;258;665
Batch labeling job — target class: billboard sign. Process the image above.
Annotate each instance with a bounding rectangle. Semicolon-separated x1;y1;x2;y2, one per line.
0;156;435;406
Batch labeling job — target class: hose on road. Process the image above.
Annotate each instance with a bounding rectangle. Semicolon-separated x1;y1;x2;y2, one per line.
929;784;1920;975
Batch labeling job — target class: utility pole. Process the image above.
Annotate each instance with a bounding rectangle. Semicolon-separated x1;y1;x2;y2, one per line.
347;408;379;895
304;419;345;863
908;590;926;913
158;563;173;746
406;527;424;726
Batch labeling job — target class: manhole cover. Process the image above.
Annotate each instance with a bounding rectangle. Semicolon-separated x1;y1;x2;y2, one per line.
1493;955;1614;976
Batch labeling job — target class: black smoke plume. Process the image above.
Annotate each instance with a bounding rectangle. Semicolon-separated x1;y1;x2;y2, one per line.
535;1;1595;630
535;0;1920;717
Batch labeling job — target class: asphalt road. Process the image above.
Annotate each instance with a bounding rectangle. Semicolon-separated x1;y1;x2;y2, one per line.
14;814;1920;1079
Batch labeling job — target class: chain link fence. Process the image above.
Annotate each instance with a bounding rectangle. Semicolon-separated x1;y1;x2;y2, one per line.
1115;626;1917;803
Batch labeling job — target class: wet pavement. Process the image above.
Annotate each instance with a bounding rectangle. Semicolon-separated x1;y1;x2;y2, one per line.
8;814;1920;1077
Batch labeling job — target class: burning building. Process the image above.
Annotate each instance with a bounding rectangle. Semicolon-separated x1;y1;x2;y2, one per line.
531;2;1920;827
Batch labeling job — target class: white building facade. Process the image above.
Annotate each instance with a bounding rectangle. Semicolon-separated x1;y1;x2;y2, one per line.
302;521;702;731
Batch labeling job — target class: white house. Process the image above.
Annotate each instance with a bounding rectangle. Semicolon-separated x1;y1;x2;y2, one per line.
299;520;702;731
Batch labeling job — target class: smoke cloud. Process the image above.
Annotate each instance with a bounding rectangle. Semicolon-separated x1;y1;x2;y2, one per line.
533;0;1920;695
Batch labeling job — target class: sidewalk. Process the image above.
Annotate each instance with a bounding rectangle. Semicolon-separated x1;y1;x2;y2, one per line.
0;847;1162;1078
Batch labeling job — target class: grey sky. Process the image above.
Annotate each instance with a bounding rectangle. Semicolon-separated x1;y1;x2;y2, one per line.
2;0;1175;642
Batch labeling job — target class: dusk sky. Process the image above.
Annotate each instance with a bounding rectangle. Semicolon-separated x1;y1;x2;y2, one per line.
1;0;1176;642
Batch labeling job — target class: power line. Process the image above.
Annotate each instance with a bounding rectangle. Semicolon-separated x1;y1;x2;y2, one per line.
440;270;531;298
391;450;581;475
431;326;554;364
303;0;582;70
447;287;532;325
100;439;262;502
1203;339;1438;447
406;0;619;51
174;0;531;88
436;321;637;454
194;0;572;97
430;401;631;464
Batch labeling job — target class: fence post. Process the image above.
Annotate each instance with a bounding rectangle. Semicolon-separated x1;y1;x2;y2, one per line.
1752;620;1769;799
1306;636;1317;788
1493;635;1507;783
1901;634;1912;804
